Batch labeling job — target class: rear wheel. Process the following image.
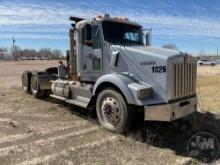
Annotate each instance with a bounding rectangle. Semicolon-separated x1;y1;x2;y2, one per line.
31;74;45;98
22;71;31;93
96;89;132;133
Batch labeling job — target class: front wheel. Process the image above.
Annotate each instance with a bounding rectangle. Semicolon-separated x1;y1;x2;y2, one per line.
96;89;132;133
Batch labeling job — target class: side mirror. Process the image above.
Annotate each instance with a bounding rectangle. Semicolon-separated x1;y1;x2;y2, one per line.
84;40;93;47
145;30;152;46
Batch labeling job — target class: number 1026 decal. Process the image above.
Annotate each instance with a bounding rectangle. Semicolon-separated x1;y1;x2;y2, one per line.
152;66;167;73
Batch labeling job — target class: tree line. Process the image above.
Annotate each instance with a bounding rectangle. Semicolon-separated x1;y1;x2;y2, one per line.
0;46;64;60
0;43;179;60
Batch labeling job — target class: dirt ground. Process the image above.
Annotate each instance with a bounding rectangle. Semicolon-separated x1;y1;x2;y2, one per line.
0;61;220;165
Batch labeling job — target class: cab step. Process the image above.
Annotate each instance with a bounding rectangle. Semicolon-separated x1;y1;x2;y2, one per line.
50;94;89;108
66;99;88;108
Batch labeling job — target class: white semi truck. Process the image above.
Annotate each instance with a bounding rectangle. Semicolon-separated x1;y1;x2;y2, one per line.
22;14;197;133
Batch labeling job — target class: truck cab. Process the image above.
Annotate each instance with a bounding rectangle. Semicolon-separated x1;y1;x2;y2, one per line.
22;14;197;133
70;15;151;81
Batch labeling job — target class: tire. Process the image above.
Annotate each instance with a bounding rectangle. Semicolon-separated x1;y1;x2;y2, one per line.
30;74;45;98
44;90;51;97
199;63;203;66
22;71;31;93
96;89;132;133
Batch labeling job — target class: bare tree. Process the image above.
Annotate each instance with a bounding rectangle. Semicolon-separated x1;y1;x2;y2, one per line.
11;45;21;60
162;44;178;50
15;48;64;60
198;49;206;56
0;47;8;53
39;48;53;59
53;49;63;59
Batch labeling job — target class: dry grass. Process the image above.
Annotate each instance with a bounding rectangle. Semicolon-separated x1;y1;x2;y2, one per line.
197;65;220;76
197;74;220;114
197;65;220;114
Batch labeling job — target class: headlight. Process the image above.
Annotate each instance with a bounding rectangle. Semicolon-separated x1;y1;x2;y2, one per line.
137;88;152;99
128;83;152;99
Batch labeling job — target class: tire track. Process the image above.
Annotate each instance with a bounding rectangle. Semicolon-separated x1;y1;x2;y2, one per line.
0;114;61;122
0;127;99;158
17;136;118;165
0;120;91;149
0;120;89;145
0;133;34;144
0;118;11;122
0;127;116;165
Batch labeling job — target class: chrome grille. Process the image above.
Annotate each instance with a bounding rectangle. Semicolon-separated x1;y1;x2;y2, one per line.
172;62;197;99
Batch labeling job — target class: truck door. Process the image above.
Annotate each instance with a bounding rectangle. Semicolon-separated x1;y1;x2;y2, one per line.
81;24;102;81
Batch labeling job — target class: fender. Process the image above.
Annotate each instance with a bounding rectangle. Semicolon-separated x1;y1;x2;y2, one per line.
31;71;55;90
93;73;150;105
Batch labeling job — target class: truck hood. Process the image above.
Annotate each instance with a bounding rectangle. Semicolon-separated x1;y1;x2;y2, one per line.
111;45;180;60
110;45;181;104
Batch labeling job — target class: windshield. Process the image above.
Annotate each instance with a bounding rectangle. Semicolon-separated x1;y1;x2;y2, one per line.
102;21;144;45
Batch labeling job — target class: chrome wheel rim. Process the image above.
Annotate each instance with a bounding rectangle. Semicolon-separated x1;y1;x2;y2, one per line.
101;97;121;128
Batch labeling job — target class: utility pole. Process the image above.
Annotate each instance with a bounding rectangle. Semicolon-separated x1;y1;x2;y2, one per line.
217;48;219;56
12;37;15;49
12;37;16;60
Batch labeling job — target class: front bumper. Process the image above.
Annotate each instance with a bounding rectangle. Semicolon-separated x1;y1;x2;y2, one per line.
144;96;197;121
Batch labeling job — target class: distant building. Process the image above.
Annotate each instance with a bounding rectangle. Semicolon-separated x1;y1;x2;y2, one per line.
0;52;14;61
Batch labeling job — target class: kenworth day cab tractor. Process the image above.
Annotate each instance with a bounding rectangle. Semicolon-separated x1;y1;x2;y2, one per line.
22;14;197;133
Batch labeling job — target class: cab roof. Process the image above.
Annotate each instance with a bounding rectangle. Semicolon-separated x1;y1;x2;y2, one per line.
70;15;142;29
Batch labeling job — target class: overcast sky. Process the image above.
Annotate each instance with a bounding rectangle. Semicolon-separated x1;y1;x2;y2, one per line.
0;0;220;54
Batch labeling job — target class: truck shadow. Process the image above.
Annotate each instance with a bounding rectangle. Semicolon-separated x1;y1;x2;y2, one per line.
128;111;220;163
